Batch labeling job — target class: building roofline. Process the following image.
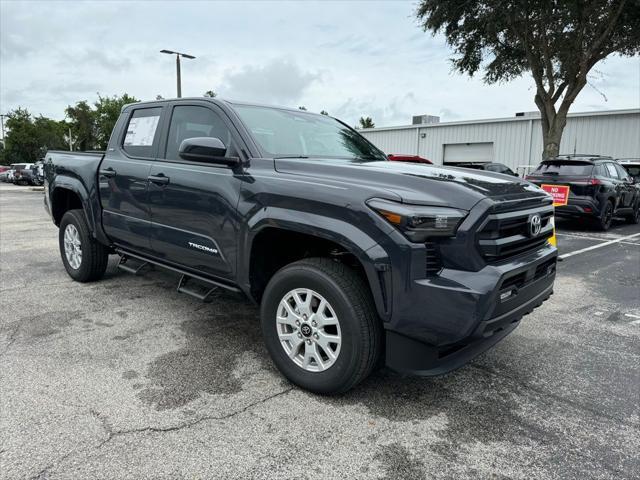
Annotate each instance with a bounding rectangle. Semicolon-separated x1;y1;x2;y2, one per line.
361;108;640;132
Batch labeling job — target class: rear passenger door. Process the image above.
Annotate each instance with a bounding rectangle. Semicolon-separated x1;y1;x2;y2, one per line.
613;163;635;208
603;162;624;209
99;106;163;253
147;102;245;280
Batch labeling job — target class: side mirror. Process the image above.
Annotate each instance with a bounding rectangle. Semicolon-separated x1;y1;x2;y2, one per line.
178;137;239;166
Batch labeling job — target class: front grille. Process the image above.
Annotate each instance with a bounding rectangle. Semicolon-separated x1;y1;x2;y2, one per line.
477;205;554;262
425;241;443;275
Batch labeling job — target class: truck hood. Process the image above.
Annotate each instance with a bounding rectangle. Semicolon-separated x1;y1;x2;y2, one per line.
274;159;547;210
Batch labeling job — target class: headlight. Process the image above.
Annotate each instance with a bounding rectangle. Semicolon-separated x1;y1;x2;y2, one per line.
367;198;467;242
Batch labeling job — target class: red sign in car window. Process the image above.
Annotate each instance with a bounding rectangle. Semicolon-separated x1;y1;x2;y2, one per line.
541;184;570;206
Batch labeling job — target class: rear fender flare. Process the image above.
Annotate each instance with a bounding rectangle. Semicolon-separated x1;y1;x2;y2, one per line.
50;176;94;232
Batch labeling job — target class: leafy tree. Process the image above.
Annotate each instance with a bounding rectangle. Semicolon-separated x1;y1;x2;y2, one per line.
320;110;329;116
2;109;38;164
65;101;96;151
416;0;640;159
94;93;139;149
33;116;68;153
298;106;307;111
203;90;217;98
1;108;67;164
358;116;375;129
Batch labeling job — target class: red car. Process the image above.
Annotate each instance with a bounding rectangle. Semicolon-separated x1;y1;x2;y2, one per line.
388;154;433;164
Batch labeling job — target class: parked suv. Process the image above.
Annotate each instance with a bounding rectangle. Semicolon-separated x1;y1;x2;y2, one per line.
456;162;518;176
11;163;36;185
388;154;433;164
44;98;557;393
526;155;640;229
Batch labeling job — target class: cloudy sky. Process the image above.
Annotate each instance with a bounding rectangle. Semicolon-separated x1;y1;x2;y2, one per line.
1;0;639;127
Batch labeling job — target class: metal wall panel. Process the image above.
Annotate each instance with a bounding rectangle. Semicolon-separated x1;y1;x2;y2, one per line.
361;110;640;170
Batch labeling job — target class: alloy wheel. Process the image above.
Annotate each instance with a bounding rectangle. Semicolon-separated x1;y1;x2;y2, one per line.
63;224;82;269
276;288;342;372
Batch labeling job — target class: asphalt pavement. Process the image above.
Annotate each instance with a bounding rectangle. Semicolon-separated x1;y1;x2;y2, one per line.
1;183;638;479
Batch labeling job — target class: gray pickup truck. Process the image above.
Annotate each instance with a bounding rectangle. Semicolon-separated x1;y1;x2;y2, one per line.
44;98;557;393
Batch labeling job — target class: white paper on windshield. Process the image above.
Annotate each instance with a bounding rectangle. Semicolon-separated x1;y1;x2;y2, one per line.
124;115;160;146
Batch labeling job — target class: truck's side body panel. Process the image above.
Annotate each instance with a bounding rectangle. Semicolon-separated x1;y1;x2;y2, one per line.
145;100;250;280
98;105;165;254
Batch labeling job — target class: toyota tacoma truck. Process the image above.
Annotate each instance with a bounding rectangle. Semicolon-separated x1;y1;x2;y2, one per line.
44;98;557;394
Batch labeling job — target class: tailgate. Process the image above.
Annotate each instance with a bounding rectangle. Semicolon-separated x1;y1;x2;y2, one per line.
527;175;594;197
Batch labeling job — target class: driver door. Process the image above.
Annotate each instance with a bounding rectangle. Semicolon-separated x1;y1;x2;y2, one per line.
147;102;245;280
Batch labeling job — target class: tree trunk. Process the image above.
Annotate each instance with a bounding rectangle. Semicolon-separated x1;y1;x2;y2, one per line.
543;112;568;159
536;94;568;160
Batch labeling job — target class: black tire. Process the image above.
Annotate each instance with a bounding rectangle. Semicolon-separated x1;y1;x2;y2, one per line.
626;201;640;224
59;209;109;282
597;201;614;231
260;257;382;394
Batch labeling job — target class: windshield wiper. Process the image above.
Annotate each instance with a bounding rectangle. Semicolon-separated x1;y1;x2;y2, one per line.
274;155;309;159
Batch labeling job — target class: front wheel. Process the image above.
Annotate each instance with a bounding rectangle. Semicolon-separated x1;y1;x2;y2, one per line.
59;209;109;282
260;257;381;394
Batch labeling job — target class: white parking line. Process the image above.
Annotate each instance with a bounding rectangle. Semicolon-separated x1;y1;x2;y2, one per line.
558;232;640;259
625;313;640;325
556;232;616;242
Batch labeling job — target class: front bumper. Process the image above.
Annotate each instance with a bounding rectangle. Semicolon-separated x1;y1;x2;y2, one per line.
385;243;557;376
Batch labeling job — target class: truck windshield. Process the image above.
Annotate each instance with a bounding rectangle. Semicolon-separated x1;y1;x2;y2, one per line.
233;105;387;161
533;161;594;176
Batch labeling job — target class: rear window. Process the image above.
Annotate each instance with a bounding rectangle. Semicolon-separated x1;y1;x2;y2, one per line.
622;165;640;177
533;161;593;176
122;107;162;158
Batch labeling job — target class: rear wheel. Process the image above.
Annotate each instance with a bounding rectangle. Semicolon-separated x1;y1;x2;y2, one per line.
626;201;640;224
597;201;614;231
260;257;381;394
59;209;109;282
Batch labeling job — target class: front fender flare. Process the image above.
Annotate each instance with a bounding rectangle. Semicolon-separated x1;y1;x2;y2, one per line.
241;207;392;321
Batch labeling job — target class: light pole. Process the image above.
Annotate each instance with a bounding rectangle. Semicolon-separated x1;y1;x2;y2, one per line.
0;114;6;142
160;50;196;98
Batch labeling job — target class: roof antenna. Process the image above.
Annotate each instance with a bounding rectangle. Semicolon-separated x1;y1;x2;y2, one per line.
573;137;577;155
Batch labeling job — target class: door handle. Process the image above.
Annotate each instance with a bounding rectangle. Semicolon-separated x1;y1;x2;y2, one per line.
148;174;170;185
99;168;116;178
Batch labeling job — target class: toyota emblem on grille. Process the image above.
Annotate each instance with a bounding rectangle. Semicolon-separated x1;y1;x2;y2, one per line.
529;214;542;237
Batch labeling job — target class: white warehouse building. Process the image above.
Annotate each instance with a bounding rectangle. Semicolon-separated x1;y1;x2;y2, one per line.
359;108;640;172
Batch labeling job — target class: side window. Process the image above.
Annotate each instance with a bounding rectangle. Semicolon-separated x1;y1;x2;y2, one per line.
614;163;630;181
164;105;236;161
605;163;619;179
122;107;162;158
594;164;606;177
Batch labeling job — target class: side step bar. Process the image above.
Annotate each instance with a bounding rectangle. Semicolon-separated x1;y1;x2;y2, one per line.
177;274;219;303
115;249;242;300
117;256;150;275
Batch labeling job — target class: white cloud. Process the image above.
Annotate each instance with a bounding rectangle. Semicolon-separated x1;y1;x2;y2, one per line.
218;58;318;105
1;0;638;126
